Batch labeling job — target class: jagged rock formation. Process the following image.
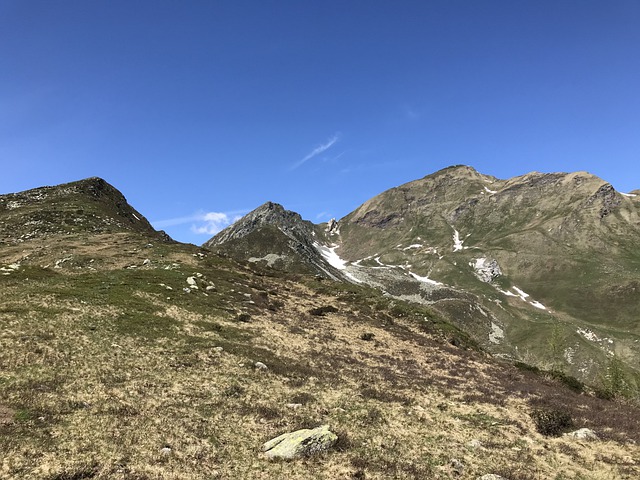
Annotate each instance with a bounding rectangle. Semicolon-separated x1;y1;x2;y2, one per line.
204;202;345;280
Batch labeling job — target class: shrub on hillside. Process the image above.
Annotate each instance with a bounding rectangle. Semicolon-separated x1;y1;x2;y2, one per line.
530;407;573;436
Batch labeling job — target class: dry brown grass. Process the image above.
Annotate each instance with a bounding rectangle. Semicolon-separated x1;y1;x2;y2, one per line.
1;233;639;479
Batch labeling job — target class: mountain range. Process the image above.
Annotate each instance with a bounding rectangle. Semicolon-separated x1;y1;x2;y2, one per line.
208;165;640;385
1;168;639;479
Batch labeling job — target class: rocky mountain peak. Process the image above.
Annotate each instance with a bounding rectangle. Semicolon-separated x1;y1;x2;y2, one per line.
204;201;312;248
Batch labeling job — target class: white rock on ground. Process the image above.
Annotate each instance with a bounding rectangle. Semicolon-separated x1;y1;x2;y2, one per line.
262;425;338;460
564;428;598;441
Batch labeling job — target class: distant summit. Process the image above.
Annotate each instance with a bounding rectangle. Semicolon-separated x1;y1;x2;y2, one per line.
205;201;345;279
0;177;171;243
204;201;311;248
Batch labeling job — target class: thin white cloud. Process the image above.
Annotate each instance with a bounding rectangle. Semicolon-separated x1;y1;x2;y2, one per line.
153;209;247;235
403;105;421;120
290;133;340;170
191;212;232;235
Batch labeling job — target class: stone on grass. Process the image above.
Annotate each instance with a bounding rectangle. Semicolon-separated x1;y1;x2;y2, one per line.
564;428;598;440
466;439;482;449
477;475;508;480
255;362;268;370
262;425;337;460
450;458;464;475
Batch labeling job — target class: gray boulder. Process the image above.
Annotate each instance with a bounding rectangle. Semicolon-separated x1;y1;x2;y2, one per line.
564;428;598;440
262;424;338;460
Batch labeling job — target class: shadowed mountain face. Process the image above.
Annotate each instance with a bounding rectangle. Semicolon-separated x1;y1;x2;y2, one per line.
209;166;640;383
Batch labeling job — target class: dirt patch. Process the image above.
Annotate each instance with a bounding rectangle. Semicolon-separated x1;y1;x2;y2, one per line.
0;405;15;425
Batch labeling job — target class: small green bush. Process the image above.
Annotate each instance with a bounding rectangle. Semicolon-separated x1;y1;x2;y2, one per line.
530;407;573;436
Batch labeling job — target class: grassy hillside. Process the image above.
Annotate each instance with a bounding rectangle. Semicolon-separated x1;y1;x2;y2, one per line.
2;177;639;479
0;231;639;478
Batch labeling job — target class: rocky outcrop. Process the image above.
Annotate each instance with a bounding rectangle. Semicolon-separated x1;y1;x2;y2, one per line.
470;257;502;283
564;428;598;441
205;202;313;247
261;425;338;460
205;202;347;280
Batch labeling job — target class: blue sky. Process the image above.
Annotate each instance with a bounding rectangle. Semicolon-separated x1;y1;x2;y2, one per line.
2;1;639;244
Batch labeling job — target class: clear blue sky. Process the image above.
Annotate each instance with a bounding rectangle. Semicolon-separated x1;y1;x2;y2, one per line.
2;1;639;244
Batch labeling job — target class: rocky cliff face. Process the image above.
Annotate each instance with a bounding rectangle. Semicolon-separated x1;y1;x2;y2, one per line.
205;202;346;280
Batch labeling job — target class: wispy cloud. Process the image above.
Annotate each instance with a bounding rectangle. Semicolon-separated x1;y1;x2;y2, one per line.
153;209;247;235
290;133;340;170
191;212;243;235
403;105;421;120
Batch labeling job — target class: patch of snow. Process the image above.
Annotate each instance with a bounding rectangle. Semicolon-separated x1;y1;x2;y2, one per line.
132;213;140;221
402;244;423;251
314;243;351;274
512;286;529;300
0;263;20;275
620;192;637;197
453;229;464;252
496;285;548;310
489;322;504;344
409;271;443;286
484;186;497;194
374;256;385;266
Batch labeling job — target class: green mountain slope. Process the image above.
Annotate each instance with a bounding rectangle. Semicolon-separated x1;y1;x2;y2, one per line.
210;166;640;385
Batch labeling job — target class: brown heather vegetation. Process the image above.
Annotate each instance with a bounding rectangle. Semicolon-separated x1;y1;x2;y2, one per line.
0;231;639;479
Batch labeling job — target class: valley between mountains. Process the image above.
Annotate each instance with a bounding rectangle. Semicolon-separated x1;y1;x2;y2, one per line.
1;167;639;479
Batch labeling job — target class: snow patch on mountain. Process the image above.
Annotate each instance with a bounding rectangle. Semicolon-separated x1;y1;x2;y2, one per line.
529;300;546;310
496;285;547;310
402;244;423;251
314;243;362;283
315;243;348;270
484;186;498;194
453;229;465;252
409;271;443;286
